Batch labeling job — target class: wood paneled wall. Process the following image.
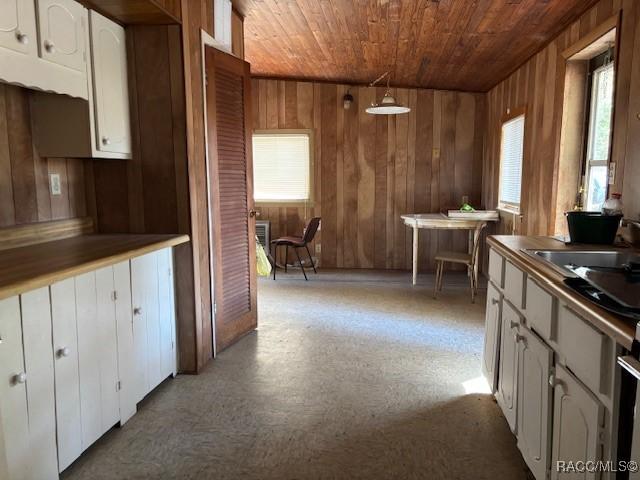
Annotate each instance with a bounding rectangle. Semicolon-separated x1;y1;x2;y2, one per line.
483;0;640;235
252;79;485;271
0;84;90;227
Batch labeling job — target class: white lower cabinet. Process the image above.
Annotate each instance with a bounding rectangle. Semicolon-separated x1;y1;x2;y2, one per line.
550;365;604;480
0;247;178;479
131;250;177;400
0;296;32;480
517;327;553;480
497;300;521;433
51;278;83;472
482;282;502;393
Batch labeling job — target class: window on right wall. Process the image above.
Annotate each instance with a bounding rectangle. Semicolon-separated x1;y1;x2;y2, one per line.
583;51;615;212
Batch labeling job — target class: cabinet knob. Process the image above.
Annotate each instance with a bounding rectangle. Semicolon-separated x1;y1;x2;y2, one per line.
44;40;55;53
549;374;564;391
133;307;143;316
57;347;71;358
509;320;519;330
13;372;27;385
491;298;499;305
101;137;111;146
513;333;525;344
15;31;29;45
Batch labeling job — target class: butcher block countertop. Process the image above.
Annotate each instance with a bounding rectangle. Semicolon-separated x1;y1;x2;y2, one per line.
0;234;189;301
488;235;638;350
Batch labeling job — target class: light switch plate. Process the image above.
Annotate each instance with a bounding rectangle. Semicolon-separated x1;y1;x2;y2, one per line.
315;243;321;253
433;148;441;158
50;173;62;195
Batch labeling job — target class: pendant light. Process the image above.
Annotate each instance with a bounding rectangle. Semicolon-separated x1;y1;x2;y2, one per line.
366;71;410;115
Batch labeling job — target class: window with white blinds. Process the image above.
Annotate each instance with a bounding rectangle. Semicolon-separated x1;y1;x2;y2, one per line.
498;115;525;211
252;131;312;202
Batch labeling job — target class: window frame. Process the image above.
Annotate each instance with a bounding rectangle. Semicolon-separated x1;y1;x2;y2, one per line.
497;107;526;215
252;128;315;206
582;54;615;212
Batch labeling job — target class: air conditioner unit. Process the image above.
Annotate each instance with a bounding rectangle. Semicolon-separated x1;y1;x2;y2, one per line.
256;220;271;256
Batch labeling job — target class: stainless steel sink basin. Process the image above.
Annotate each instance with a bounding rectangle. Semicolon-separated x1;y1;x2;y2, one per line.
532;250;639;270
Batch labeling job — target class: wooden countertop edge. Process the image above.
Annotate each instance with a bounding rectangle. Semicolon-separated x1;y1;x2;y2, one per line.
487;236;636;350
0;234;190;301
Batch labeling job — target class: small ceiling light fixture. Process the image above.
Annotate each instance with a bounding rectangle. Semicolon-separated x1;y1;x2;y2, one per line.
366;71;410;115
343;90;354;110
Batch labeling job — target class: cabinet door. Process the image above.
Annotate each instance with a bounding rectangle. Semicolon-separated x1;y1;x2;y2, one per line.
0;0;37;56
131;253;160;398
497;301;521;433
157;249;177;378
95;267;121;431
482;283;502;393
550;365;603;480
20;288;58;479
113;261;137;424
75;271;102;448
51;278;82;472
517;328;553;480
0;296;30;480
37;0;87;73
89;10;131;155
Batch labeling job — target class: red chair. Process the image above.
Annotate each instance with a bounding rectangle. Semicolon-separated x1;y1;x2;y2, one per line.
270;217;321;280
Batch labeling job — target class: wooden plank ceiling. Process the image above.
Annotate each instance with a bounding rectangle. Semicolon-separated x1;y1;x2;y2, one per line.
236;0;599;92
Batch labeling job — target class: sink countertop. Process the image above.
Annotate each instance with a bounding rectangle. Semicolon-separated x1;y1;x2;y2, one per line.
487;235;638;349
0;234;190;301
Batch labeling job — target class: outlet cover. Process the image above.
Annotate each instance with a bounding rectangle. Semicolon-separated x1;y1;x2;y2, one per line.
50;174;62;195
433;148;441;158
315;243;321;253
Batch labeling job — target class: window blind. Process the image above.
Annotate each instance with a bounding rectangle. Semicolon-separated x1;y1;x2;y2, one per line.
252;133;311;202
499;115;525;209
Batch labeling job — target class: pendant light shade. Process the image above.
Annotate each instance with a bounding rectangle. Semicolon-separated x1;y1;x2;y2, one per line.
366;90;411;115
366;71;410;115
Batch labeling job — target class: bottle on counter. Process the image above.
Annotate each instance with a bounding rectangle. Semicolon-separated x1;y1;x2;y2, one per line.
602;193;623;216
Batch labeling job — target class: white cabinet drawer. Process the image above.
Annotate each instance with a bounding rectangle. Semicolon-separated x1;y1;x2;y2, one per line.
504;261;526;310
557;306;609;396
524;278;557;343
488;249;504;288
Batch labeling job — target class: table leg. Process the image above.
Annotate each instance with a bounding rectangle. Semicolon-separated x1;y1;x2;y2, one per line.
412;226;419;285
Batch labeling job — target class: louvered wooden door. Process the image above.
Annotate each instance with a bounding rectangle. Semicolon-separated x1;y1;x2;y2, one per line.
205;46;257;353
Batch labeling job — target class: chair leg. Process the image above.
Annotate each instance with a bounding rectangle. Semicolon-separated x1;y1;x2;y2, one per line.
305;244;317;273
438;262;445;292
273;245;277;280
295;248;307;280
285;246;288;273
469;267;475;303
433;261;441;298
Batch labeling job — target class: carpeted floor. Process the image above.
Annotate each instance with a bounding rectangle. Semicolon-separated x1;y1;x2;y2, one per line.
62;270;528;480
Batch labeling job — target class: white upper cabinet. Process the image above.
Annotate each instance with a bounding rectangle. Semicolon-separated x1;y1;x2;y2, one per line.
37;0;87;73
0;0;37;56
0;0;88;99
89;10;131;155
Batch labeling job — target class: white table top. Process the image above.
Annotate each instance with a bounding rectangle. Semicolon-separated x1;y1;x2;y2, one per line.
401;213;492;229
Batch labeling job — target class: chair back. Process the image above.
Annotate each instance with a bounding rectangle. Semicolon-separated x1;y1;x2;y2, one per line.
471;222;488;267
302;217;321;244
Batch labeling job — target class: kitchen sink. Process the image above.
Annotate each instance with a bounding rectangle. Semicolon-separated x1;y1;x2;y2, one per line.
525;250;640;275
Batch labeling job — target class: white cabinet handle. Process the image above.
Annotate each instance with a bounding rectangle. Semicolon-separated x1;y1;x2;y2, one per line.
491;298;499;305
57;347;71;358
549;373;564;391
15;31;29;45
101;137;111;146
513;333;525;344
44;40;55;53
13;372;27;385
133;307;143;316
509;320;519;329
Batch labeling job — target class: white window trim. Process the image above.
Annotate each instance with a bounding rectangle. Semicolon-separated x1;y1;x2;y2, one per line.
252;129;315;206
